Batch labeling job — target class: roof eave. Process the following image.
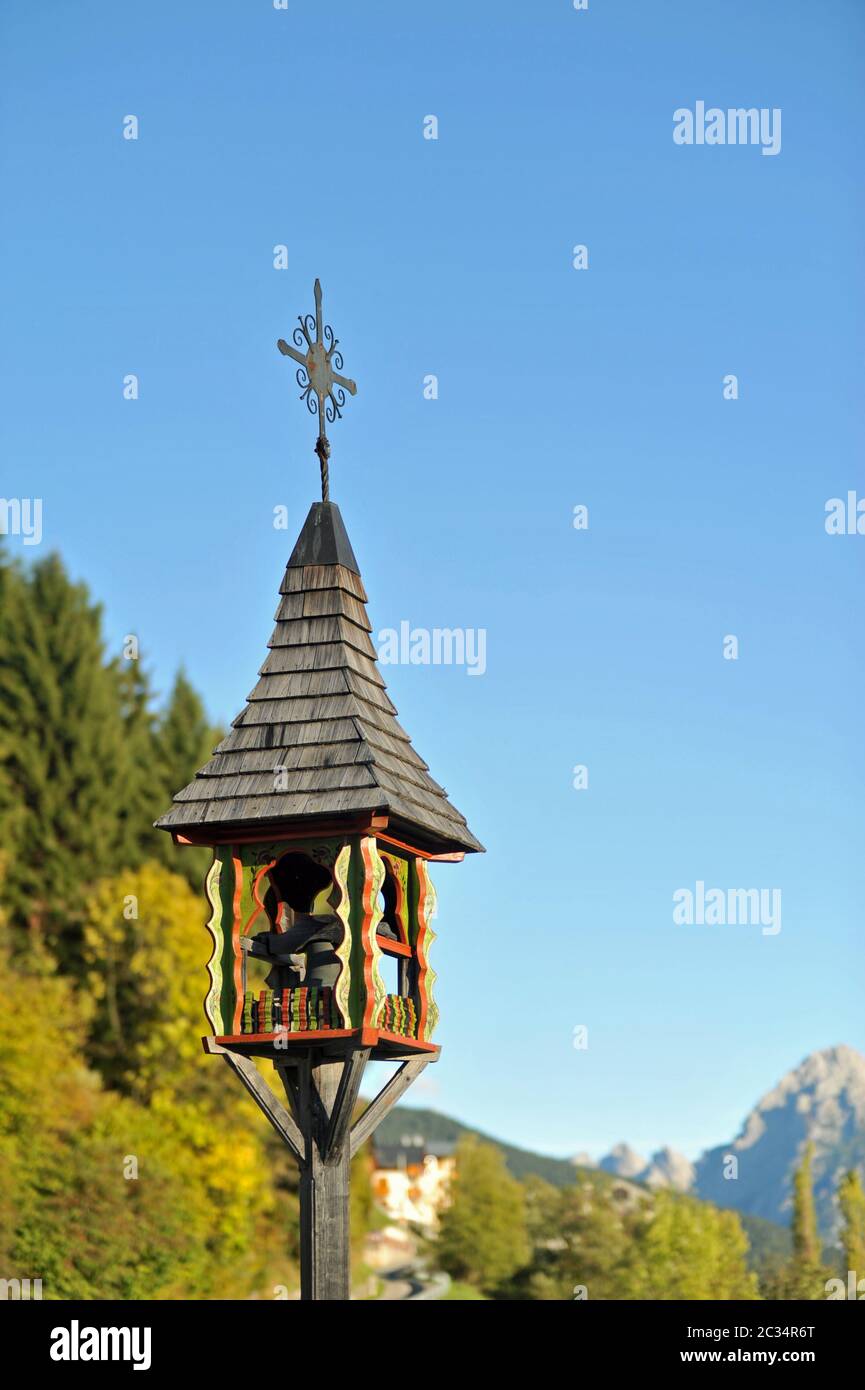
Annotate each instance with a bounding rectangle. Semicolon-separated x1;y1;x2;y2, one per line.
154;803;483;857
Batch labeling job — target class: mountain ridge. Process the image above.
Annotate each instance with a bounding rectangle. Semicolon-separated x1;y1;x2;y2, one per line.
582;1045;865;1236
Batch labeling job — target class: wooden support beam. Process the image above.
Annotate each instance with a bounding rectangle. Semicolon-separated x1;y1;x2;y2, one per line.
299;1057;350;1301
323;1046;370;1162
209;1038;434;1299
274;1063;302;1126
349;1057;431;1157
210;1043;305;1165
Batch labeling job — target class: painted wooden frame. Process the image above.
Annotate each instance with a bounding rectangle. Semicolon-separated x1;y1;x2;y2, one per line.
201;831;438;1049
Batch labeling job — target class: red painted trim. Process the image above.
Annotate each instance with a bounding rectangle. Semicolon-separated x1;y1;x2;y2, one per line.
379;850;410;948
377;937;412;959
231;852;244;1034
375;1031;439;1054
205;1029;439;1056
212;1030;357;1045
245;859;278;935
414;861;432;1042
375;830;464;862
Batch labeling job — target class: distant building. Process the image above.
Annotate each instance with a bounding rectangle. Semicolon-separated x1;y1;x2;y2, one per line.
371;1139;456;1228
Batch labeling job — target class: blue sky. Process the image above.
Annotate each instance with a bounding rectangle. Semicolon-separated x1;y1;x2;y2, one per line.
1;0;863;1161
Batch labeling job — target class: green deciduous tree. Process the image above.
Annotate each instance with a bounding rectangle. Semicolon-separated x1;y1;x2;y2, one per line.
82;861;212;1096
511;1176;641;1301
623;1190;759;1300
435;1136;530;1294
0;870;291;1299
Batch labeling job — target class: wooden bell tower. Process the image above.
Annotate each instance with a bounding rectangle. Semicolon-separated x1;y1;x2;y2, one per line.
156;282;481;1300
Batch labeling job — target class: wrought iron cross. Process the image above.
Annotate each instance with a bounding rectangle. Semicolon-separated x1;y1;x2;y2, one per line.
277;279;357;502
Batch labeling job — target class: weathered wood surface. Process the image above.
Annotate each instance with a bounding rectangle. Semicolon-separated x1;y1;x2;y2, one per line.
280;562;367;600
323;1045;370;1161
299;1057;352;1301
267;613;377;655
273;588;371;628
260;639;385;685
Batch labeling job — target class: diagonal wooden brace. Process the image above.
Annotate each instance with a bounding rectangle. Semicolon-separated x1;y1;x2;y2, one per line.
322;1046;370;1162
207;1040;305;1165
274;1063;302;1126
349;1057;432;1157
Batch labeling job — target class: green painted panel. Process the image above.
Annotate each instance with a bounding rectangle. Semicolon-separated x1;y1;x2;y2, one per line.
218;849;238;1032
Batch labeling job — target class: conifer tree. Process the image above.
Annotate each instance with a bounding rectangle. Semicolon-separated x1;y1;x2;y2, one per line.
0;553;126;950
155;670;217;790
151;669;220;886
114;656;165;870
792;1141;819;1266
0;552;219;918
763;1141;833;1299
838;1169;865;1281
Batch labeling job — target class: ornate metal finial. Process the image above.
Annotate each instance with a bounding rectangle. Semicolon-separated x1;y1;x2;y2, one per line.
277;279;357;503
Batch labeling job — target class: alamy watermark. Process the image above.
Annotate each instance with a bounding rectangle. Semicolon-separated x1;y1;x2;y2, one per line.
825;492;865;535
825;1271;865;1300
377;622;486;676
673;102;781;157
1;1276;42;1299
50;1321;151;1371
0;497;42;545
673;881;781;936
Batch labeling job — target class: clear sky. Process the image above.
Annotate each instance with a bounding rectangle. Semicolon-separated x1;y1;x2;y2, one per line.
1;0;863;1161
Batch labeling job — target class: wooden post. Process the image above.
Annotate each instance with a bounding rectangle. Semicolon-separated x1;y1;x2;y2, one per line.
298;1057;352;1301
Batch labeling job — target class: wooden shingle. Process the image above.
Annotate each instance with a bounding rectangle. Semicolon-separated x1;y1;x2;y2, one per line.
155;501;483;854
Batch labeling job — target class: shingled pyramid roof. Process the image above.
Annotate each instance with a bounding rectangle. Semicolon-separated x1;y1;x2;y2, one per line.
155;502;483;855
